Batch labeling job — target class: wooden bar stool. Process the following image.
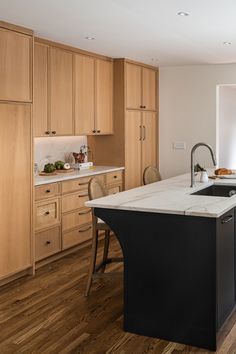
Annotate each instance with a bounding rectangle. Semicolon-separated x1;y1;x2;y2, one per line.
85;177;123;296
143;166;161;185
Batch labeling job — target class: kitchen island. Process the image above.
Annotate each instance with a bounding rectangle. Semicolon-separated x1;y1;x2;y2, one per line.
86;172;236;351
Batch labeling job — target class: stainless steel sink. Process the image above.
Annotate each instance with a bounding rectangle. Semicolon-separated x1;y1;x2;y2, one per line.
191;185;236;197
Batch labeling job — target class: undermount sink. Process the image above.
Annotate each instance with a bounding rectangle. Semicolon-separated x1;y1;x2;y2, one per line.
191;185;236;197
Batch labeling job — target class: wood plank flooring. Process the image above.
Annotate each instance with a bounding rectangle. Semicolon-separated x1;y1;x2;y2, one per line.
0;236;236;353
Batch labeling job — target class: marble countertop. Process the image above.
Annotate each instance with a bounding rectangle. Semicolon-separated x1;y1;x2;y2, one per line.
85;171;236;218
35;166;124;186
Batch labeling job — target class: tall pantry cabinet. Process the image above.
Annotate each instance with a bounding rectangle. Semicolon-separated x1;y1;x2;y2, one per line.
88;59;158;190
0;22;33;280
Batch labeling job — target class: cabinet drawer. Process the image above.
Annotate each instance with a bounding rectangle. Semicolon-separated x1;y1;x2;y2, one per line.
62;191;89;213
35;198;60;230
62;225;92;249
108;184;122;195
61;174;105;194
35;226;61;261
62;208;92;232
106;170;123;185
35;183;59;201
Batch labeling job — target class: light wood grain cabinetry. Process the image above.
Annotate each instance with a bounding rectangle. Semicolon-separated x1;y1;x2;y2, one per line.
126;63;157;111
88;59;158;190
34;170;123;261
74;55;95;135
49;47;73;136
33;43;48;137
95;59;113;134
0;27;32;102
74;56;113;135
0;103;32;279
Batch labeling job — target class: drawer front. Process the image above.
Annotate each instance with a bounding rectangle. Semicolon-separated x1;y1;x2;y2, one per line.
106;170;123;185
35;226;61;261
62;192;89;213
108;184;122;195
62;225;92;249
35;183;59;201
62;208;92;232
61;174;105;194
35;198;60;230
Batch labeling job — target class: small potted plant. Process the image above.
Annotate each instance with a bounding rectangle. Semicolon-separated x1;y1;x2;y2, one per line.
194;163;208;183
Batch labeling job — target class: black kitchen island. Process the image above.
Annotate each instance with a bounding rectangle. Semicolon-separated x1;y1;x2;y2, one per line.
86;174;236;351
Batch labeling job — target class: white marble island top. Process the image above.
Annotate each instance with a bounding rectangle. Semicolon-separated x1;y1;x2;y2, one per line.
85;171;236;218
35;166;124;186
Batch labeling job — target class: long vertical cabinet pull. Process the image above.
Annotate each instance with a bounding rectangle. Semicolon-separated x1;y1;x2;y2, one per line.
143;126;146;141
139;125;143;140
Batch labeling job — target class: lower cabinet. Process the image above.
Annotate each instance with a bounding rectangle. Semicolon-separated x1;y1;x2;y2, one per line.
34;170;123;263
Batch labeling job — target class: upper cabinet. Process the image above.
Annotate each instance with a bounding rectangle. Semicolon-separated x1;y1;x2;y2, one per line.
74;55;95;135
49;47;73;136
33;43;48;137
74;56;113;135
96;59;113;134
126;63;157;111
0;27;32;102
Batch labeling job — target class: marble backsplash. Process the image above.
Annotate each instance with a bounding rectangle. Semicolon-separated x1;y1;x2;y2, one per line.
34;136;87;171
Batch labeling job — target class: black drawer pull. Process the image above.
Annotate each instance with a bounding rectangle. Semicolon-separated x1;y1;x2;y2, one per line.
45;189;51;193
97;130;101;133
79;226;92;233
113;175;117;179
51;131;56;135
78;210;91;215
45;211;50;215
221;215;233;224
78;194;88;198
78;182;89;186
45;241;51;245
45;131;50;135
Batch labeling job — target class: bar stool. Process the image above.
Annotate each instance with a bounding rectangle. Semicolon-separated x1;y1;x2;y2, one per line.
143;166;161;185
85;177;123;296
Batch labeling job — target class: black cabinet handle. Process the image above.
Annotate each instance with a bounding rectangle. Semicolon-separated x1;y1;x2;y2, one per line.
52;131;56;135
92;130;96;133
143;105;146;109
45;131;50;135
140;105;143;108
78;210;91;215
221;215;233;224
45;189;51;193
45;211;50;215
97;130;101;133
113;175;117;179
45;241;51;245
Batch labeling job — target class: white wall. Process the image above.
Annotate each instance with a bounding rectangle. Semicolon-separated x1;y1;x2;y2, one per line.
159;64;236;179
218;86;236;169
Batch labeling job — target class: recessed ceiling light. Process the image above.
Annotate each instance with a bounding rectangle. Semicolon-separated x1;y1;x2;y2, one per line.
85;36;96;40
223;41;232;45
177;11;189;17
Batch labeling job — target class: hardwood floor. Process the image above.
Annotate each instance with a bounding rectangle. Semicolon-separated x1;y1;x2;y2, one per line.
0;236;236;353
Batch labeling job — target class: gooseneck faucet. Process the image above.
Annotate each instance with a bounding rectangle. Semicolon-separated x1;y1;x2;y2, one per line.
190;142;217;187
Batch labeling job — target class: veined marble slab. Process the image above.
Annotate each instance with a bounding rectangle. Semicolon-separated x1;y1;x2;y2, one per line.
35;166;124;186
86;171;236;218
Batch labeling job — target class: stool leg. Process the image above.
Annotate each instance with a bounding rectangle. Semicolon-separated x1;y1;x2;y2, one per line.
101;230;110;273
85;228;98;296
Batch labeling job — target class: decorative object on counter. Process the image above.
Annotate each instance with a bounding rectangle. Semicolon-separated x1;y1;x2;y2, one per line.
64;152;75;165
34;162;39;176
194;163;205;173
54;160;65;170
72;145;92;170
43;163;56;173
200;170;208;183
56;163;74;173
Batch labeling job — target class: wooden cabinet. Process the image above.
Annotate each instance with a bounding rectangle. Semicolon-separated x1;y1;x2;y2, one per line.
88;59;158;190
125;111;157;190
35;226;61;261
126;63;157;111
35;183;59;201
0;103;32;279
49;47;73;136
0;27;32;102
35;198;60;231
74;56;113;135
33;43;48;137
74;55;95;135
96;59;113;134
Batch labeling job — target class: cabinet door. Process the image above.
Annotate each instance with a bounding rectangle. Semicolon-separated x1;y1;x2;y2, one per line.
0;103;32;279
0;28;32;102
96;59;113;134
49;47;73;135
142;68;157;111
125;111;142;189
33;43;49;137
141;112;157;175
74;55;95;135
126;63;142;109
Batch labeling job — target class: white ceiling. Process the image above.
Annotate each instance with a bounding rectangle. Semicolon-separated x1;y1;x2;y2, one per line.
1;0;236;66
